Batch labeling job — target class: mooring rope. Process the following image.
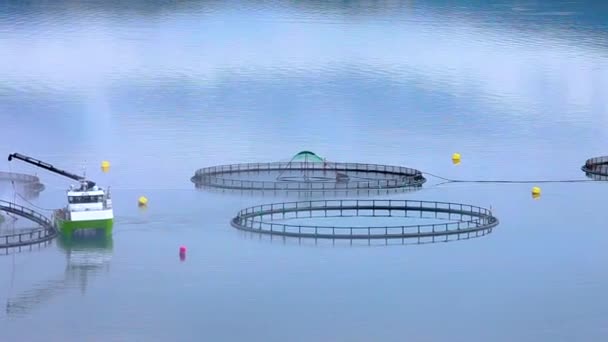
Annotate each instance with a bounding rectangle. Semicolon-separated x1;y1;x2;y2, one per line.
14;192;57;211
422;172;601;184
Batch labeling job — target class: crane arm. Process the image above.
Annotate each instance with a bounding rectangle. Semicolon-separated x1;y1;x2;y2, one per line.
8;153;96;189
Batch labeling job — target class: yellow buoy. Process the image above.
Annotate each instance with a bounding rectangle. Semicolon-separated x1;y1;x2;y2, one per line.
452;153;461;165
101;160;111;172
138;196;148;207
531;186;541;198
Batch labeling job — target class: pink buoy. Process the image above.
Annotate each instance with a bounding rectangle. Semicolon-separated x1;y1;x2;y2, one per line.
179;246;187;261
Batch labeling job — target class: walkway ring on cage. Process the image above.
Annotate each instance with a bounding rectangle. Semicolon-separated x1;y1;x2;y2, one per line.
231;199;499;240
191;162;426;192
582;156;608;178
0;171;45;193
193;182;422;198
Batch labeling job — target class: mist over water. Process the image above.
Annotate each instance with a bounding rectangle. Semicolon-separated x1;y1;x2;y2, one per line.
1;1;608;341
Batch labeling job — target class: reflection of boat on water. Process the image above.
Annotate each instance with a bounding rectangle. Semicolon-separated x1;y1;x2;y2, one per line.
58;234;113;272
5;234;113;316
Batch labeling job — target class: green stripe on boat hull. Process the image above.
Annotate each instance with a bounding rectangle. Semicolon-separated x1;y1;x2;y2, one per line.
56;218;113;238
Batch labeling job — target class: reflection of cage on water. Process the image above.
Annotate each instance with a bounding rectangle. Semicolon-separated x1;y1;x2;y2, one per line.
231;199;498;240
1;239;52;256
237;226;493;247
6;235;113;315
192;162;426;192
582;156;608;178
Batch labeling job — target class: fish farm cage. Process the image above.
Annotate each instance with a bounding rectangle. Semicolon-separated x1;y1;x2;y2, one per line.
231;199;499;241
582;156;608;179
237;223;493;247
193;181;423;198
191;152;426;192
0;200;57;252
0;171;45;198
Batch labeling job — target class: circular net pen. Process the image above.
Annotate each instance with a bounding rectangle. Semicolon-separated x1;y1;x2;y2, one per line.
237;223;494;247
231;199;499;242
0;171;45;199
192;162;426;193
582;156;608;180
0;200;57;252
193;180;422;199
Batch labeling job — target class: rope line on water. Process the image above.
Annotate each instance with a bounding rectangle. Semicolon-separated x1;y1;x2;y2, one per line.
14;191;57;211
422;172;602;184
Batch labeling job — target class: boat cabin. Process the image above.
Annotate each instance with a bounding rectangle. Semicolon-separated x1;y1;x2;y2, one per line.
66;188;109;212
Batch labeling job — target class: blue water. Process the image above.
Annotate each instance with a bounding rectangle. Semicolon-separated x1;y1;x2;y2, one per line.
1;0;608;341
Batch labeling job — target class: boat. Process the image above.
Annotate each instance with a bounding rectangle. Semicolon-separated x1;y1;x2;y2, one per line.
54;185;113;237
8;153;114;238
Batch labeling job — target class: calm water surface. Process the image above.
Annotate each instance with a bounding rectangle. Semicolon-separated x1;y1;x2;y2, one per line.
1;0;608;341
